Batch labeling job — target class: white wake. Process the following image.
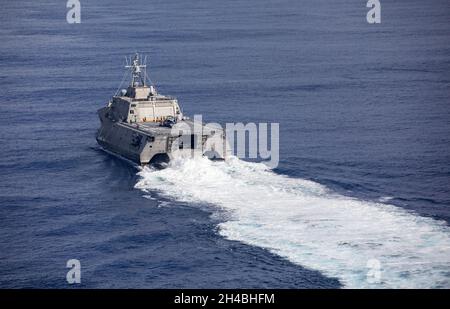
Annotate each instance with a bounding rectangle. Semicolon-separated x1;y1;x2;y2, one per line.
135;156;450;288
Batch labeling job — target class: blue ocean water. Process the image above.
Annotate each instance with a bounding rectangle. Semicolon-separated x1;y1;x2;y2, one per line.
1;0;450;288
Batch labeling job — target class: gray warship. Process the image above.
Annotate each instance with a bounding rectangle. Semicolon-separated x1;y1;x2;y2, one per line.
96;54;228;166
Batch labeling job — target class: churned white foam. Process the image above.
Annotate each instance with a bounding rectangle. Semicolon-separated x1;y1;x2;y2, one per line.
135;156;450;288
378;196;394;203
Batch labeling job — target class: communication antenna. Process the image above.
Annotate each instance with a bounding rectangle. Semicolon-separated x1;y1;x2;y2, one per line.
125;53;147;87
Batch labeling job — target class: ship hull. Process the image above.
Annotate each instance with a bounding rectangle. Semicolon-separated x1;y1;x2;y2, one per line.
96;108;229;166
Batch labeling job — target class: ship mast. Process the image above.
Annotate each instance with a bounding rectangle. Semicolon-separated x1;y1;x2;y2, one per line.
125;53;147;87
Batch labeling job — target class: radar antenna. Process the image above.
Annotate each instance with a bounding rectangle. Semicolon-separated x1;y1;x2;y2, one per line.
125;53;147;87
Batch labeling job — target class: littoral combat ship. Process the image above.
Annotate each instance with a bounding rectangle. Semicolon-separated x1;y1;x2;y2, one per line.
96;54;228;166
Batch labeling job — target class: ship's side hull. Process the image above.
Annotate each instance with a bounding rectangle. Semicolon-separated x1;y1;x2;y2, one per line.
96;108;168;165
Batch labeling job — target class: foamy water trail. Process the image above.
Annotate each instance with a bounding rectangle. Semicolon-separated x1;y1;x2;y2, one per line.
135;156;450;288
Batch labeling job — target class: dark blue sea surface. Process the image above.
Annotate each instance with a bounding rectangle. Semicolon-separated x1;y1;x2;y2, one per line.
1;0;449;288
